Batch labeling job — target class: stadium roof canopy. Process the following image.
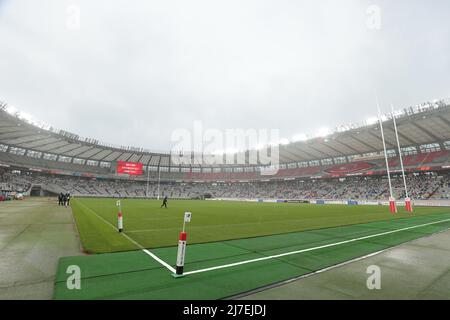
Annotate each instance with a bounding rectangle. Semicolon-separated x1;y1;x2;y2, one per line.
0;99;450;168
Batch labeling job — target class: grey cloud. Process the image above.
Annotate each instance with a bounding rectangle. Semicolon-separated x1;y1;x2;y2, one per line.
0;0;449;151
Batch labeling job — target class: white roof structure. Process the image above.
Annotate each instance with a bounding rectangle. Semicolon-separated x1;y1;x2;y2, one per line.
1;99;450;169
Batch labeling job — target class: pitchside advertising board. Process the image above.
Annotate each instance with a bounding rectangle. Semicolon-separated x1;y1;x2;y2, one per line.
116;161;144;175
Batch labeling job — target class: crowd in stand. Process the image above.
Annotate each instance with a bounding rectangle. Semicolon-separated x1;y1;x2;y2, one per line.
0;171;32;193
1;169;450;201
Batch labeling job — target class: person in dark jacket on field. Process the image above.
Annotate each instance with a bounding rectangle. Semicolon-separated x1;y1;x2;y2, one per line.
62;193;67;207
160;196;168;208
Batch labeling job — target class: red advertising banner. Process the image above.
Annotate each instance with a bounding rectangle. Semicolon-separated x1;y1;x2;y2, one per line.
117;161;143;175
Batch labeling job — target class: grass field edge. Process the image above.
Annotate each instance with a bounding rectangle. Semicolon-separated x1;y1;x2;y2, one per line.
71;197;450;251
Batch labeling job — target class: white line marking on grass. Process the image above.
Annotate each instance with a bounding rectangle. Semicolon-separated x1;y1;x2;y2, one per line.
142;249;176;273
183;217;450;276
76;200;176;273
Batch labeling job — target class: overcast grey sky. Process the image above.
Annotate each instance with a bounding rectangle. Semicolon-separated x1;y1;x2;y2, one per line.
0;0;449;151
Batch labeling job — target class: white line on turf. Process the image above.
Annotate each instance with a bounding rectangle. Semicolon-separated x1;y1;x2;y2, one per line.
183;217;450;276
142;249;176;273
231;225;450;299
229;249;388;299
76;200;176;273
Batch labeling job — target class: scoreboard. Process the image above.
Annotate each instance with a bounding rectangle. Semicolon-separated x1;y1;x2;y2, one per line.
116;161;143;175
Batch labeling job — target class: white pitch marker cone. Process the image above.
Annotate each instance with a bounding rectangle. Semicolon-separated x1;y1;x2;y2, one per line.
175;231;187;276
118;211;123;232
116;199;123;232
173;212;192;278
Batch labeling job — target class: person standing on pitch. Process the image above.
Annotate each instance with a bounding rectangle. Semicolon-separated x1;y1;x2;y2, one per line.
66;193;71;206
161;195;168;208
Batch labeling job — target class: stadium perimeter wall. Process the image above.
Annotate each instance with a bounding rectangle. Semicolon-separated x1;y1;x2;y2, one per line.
207;198;450;207
20;194;450;207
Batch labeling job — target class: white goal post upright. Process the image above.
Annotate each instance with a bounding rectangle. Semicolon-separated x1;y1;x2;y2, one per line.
391;104;413;212
157;166;161;200
377;98;397;213
145;166;150;198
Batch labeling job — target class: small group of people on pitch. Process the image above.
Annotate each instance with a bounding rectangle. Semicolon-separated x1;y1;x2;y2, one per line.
56;193;166;208
58;192;71;207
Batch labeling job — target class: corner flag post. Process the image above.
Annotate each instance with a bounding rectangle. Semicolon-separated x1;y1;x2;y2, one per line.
174;212;192;277
391;104;413;212
377;98;397;213
116;200;123;232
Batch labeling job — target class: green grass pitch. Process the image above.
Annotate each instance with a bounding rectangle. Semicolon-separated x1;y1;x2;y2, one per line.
54;198;450;299
71;197;450;253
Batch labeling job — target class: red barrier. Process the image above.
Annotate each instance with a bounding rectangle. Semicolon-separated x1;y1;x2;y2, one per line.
389;197;397;213
405;198;413;212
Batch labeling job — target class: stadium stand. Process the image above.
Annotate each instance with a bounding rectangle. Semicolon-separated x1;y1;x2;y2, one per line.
388;150;450;168
1;98;450;202
0;170;32;193
1;168;449;201
324;162;375;174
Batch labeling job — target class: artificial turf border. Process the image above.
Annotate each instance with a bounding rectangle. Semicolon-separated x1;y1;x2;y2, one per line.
54;212;450;300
